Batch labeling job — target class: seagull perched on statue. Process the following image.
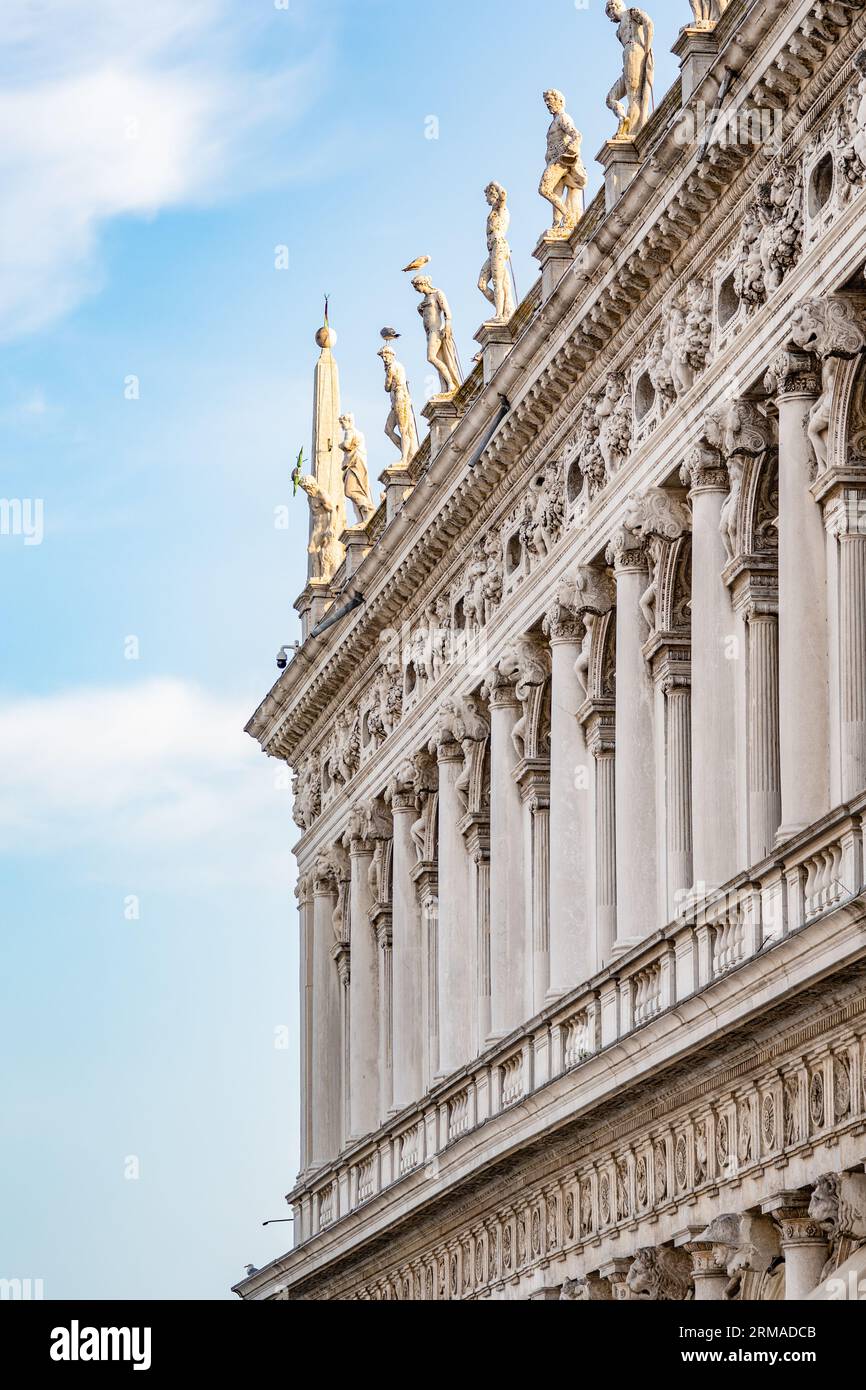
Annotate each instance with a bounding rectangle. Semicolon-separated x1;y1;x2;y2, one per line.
380;327;401;342
402;255;430;273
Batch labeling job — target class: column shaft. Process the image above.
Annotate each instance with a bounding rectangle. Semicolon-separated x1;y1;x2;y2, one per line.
664;681;693;915
391;800;424;1109
613;561;657;945
690;484;737;888
489;692;527;1034
548;637;591;995
839;531;866;800
298;880;314;1172
348;844;379;1139
377;924;393;1123
595;751;617;966
436;745;472;1074
747;610;781;860
778;385;829;834
529;797;550;1013
311;884;341;1166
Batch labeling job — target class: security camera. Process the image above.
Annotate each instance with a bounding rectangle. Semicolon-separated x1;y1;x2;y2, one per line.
276;645;291;670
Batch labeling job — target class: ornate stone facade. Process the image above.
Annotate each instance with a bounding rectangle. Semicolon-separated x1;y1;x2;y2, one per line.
238;0;866;1302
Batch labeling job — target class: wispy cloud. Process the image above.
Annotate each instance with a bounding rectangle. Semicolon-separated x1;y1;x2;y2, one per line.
0;0;321;340
0;679;290;887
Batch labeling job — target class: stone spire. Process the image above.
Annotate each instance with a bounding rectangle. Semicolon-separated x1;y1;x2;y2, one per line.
311;313;346;545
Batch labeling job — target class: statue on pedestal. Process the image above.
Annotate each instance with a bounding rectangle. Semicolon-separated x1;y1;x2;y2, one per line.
411;274;462;396
297;474;342;582
539;89;587;236
338;413;375;525
378;342;419;467
605;1;655;141
478;182;516;323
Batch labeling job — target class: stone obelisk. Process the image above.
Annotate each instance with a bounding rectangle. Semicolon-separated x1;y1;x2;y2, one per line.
311;318;346;560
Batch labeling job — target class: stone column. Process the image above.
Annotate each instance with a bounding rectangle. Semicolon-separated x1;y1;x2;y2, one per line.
524;784;551;1014
348;836;379;1140
682;445;737;889
389;777;424;1110
486;679;527;1036
311;864;342;1167
583;714;617;970
544;606;591;997
771;350;828;837
837;493;866;800
663;675;693;916
607;529;657;947
374;914;393;1123
435;738;472;1075
762;1192;829;1301
297;875;314;1173
746;603;782;860
684;1242;729;1301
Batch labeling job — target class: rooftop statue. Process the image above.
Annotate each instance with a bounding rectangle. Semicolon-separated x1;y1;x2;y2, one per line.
411;273;462;397
605;1;655;141
478;182;516;323
539;89;587;237
296;473;342;583
378;341;419;467
338;413;375;526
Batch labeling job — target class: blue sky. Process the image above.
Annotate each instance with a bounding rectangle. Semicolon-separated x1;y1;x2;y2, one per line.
0;0;683;1299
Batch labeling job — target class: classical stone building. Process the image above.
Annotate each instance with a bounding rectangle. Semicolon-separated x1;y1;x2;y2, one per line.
236;0;866;1301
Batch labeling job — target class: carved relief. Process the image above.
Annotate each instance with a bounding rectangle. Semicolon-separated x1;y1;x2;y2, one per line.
626;1246;694;1301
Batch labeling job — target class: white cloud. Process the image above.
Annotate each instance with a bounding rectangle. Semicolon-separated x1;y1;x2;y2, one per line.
0;679;291;886
0;0;318;339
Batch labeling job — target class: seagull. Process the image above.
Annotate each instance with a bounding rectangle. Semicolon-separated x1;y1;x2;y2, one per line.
380;327;401;342
244;1264;259;1277
402;255;430;273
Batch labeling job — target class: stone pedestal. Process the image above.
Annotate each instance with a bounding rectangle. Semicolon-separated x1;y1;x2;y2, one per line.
596;139;640;213
348;840;379;1140
379;465;414;525
391;792;424;1109
532;232;577;303
422;395;461;459
774;354;828;838
474;319;516;387
295;580;334;643
672;25;720;104
340;527;371;581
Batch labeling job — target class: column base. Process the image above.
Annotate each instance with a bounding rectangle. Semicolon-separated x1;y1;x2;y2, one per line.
611;936;645;960
775;822;808;847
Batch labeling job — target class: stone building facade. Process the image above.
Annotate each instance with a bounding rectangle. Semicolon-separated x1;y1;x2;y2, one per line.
237;0;866;1301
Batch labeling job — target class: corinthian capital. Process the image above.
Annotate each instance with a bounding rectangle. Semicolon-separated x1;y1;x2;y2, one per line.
764;346;820;398
680;422;727;493
542;575;584;643
605;523;649;572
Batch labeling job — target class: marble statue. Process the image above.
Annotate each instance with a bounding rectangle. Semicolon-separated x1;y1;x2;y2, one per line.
605;1;655;141
338;413;375;525
689;0;729;26
539;90;588;236
378;343;419;467
478;182;516;323
411;275;462;396
297;474;342;582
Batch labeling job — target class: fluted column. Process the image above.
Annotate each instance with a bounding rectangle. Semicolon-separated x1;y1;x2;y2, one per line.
435;738;472;1075
837;499;866;799
663;675;693;914
375;916;393;1122
297;875;314;1173
389;779;424;1109
544;607;591;996
486;681;526;1036
311;866;341;1167
682;448;737;889
746;604;782;860
527;790;550;1013
347;837;379;1139
607;530;657;946
771;349;828;836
